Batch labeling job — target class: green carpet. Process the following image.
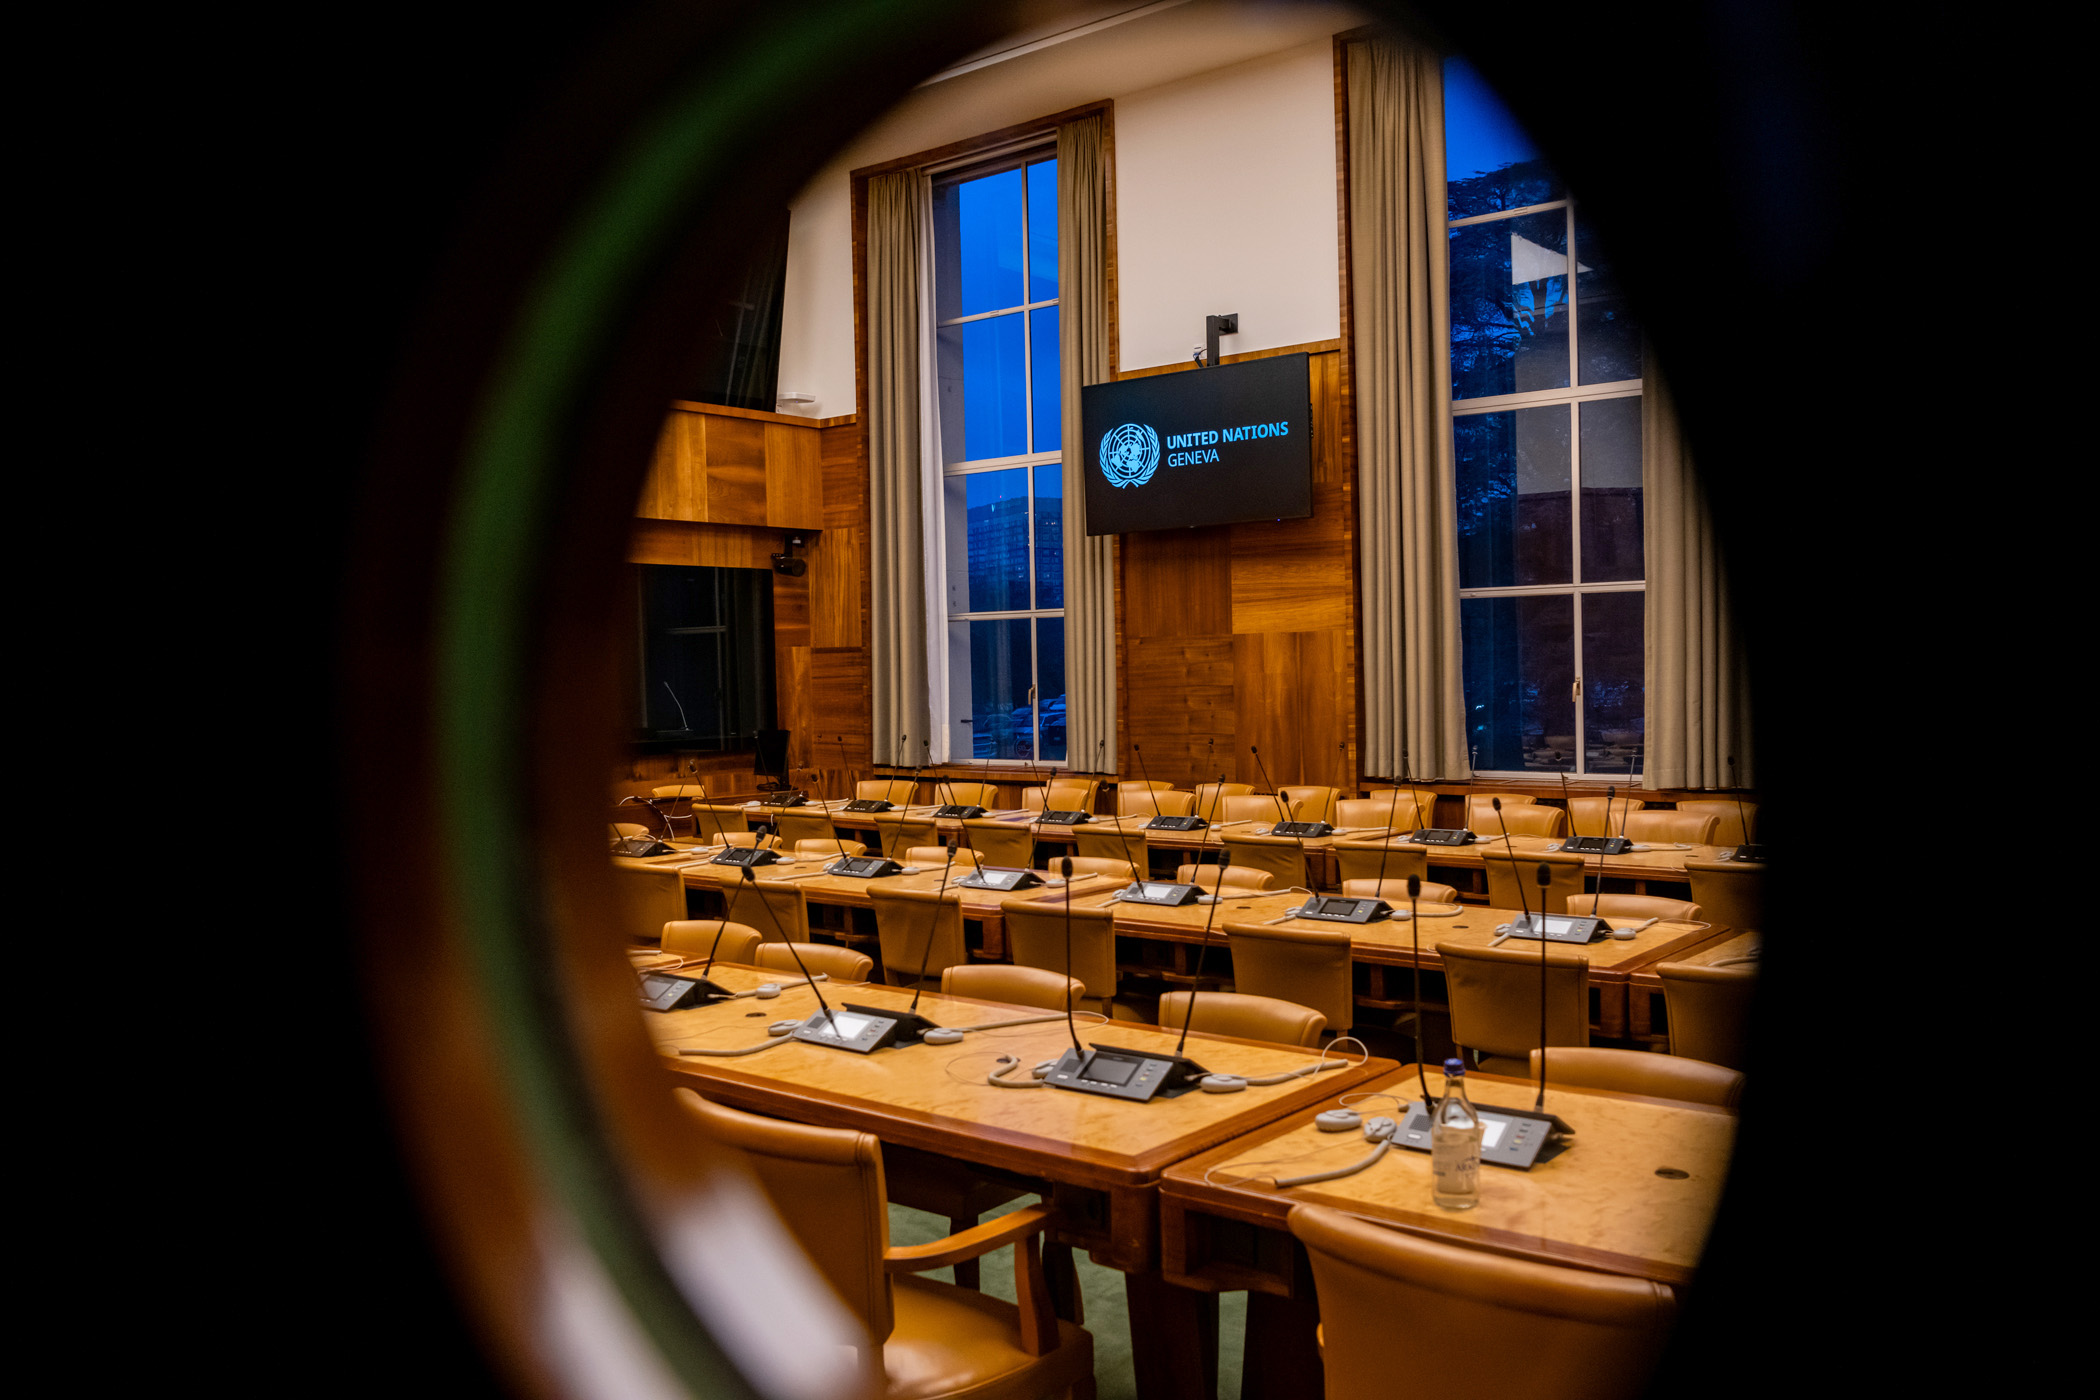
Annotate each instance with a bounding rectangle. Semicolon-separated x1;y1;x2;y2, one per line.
887;1200;1246;1400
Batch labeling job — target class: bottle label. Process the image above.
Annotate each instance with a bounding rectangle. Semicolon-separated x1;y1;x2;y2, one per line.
1431;1127;1480;1197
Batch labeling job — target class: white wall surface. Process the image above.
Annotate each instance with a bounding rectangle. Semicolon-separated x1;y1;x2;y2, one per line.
771;1;1365;418
1112;39;1340;371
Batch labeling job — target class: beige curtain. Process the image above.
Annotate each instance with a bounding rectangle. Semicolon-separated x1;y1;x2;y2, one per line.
867;171;929;766
1642;366;1753;790
1348;38;1469;782
1058;116;1115;773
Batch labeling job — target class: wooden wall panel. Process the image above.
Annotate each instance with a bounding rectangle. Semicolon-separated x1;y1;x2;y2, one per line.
1125;634;1236;789
637;411;705;521
1231;630;1354;790
704;415;769;525
1123;526;1231;637
764;421;824;529
1228;480;1351;634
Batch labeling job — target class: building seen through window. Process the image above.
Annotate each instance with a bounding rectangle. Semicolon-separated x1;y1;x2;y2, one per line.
932;152;1067;762
1446;57;1645;777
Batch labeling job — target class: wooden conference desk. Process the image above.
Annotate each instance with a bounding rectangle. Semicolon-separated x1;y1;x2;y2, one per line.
1087;888;1719;1039
1626;928;1760;1042
1159;1065;1734;1395
645;962;1393;1400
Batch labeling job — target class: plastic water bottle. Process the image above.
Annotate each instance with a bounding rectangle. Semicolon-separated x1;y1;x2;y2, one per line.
1430;1056;1482;1210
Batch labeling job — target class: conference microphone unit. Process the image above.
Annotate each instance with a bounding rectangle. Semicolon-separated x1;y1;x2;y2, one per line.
710;830;786;868
614;795;676;856
732;867;912;1056
933;800;988;819
1251;746;1332;838
1727;754;1765;861
756;790;809;807
957;865;1042;891
1108;806;1200;907
1559;772;1628;855
1132;742;1206;831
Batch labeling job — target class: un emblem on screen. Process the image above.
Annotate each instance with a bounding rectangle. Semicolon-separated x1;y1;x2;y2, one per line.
1098;422;1160;488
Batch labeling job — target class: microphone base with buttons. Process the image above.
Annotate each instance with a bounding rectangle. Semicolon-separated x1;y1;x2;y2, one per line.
638;973;733;1011
1561;835;1630;855
1145;814;1207;831
932;803;987;818
790;1004;944;1054
1391;1101;1575;1170
1409;828;1476;846
1042;1045;1211;1101
614;837;676;857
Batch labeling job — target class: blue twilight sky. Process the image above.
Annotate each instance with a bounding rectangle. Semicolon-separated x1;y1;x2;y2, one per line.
1443;56;1542;186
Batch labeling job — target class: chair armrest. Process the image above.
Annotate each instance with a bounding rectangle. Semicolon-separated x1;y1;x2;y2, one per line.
882;1204;1056;1273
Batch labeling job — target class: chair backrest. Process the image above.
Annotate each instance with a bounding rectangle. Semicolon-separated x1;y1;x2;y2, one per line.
795;837;867;858
675;1090;894;1341
1220;833;1309;892
1565;893;1702;922
1174;863;1275;893
1073;822;1147;869
1222;921;1354;1032
613;864;688;943
723;877;810;943
1021;777;1100;813
690;803;754;844
905;845;978;868
1288;1203;1675;1400
1471;804;1566;839
771;806;841;848
1340;878;1460;904
1683;859;1765;931
1482;849;1587;914
1676;798;1756;848
1190;782;1255;823
1060;856;1136;879
959;818;1036;868
610;822;655;846
1331;839;1430;887
934;779;1000;807
651;783;708;800
870;815;937;859
1526;1046;1743;1108
856;777;920;805
940;962;1083;1012
1000;896;1117;1012
1363;788;1441;830
1566;794;1646;838
866;883;966;987
1654;961;1756;1069
1122;779;1173;792
1218;793;1285;824
1435;940;1590;1062
754;941;875;984
1157;990;1326;1047
660;918;764;962
1279;786;1341;824
1334;797;1418;831
1463;793;1536;832
1117;787;1196;818
1622;811;1718;845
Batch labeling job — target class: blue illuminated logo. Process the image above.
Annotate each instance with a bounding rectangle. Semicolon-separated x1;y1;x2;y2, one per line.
1098;422;1160;488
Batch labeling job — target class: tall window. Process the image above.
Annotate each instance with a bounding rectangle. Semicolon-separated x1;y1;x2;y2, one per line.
1445;59;1644;778
931;152;1067;763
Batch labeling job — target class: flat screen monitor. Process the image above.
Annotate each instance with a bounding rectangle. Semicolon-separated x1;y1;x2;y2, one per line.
1080;353;1312;535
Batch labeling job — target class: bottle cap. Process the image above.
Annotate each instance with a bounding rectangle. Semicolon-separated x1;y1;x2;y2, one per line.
1442;1056;1464;1074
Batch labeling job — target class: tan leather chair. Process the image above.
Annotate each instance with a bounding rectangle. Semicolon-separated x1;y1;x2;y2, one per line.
867;882;966;989
1341;877;1461;904
905;845;979;869
1482;848;1587;914
1288;1203;1674;1400
1470;803;1565;839
1331;838;1430;887
1191;781;1254;823
1437;939;1590;1071
1677;798;1756;848
1567;793;1645;838
940;963;1083;1012
1684;858;1765;931
1223;921;1353;1033
1527;1046;1743;1108
771;804;844;848
610;820;653;841
723;876;810;943
1117;787;1195;818
1334;797;1416;832
613;863;688;943
1655;961;1755;1069
691;802;765;845
754;940;875;984
1001;895;1118;1016
1279;785;1341;825
1363;787;1440;830
1020;777;1100;813
871;815;938;860
795;837;868;858
1174;863;1275;893
1158;990;1325;1047
1621;810;1719;845
1121;779;1173;792
933;779;1000;808
651;783;707;800
958;818;1036;869
660;918;764;962
1059;855;1136;879
1073;820;1147;870
1218;793;1286;825
1565;893;1702;922
1464;792;1536;833
1221;832;1310;892
857;777;921;805
677;1092;1093;1400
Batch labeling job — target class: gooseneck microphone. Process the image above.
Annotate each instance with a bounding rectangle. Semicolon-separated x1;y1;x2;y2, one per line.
1497;798;1535;937
1408;873;1432;1107
1061;855;1084;1059
1535;861;1553;1112
1370;777;1405;894
906;844;960;1014
1250;744;1291;830
1176;850;1232;1057
740;866;835;1025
